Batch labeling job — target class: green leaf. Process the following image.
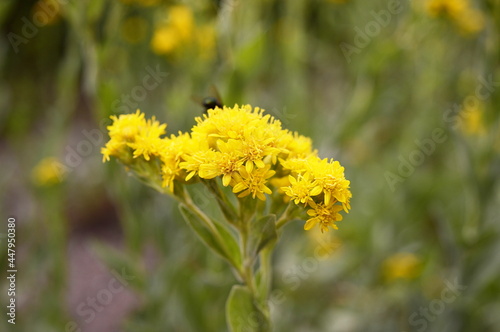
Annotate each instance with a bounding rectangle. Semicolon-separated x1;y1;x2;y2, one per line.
226;285;270;332
179;204;242;269
249;215;277;259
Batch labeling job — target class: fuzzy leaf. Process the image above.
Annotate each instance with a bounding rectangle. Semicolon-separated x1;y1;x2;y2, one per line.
226;285;269;332
179;204;241;269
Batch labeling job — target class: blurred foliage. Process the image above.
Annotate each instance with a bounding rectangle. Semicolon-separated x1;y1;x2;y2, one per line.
1;0;500;331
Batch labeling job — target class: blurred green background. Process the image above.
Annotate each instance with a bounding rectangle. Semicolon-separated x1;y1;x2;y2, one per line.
1;0;500;331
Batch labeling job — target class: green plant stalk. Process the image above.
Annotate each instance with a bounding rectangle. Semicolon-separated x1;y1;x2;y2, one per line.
176;185;246;276
237;200;272;332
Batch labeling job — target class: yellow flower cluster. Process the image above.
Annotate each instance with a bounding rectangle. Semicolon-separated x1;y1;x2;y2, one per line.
102;105;351;232
425;0;484;34
151;5;216;57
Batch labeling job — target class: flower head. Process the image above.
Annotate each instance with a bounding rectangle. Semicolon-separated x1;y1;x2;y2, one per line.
305;202;344;233
101;110;166;162
102;105;352;232
282;173;321;205
232;165;276;201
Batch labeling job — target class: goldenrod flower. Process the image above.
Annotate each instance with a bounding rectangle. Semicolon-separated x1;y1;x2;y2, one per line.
32;157;67;186
282;173;321;205
197;147;244;186
151;5;217;57
305;202;344;232
102;105;352;232
101;110;166;162
309;158;352;209
231;165;275;201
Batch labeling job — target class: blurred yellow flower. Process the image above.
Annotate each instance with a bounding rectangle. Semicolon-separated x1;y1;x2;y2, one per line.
151;5;216;58
151;5;195;55
425;0;484;34
382;253;422;281
151;26;180;54
32;0;62;26
426;0;467;17
32;157;67;186
460;103;486;136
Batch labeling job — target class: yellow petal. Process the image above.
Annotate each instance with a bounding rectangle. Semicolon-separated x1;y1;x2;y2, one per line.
245;160;254;174
222;173;232;186
304;218;318;230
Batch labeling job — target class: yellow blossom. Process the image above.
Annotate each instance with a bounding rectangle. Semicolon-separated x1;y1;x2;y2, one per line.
426;0;467;18
382;253;422;281
151;5;197;55
282;173;321;205
232;165;276;201
460;102;486;136
425;0;485;34
101;110;166;162
158;132;192;191
305;202;344;233
102;105;352;232
32;157;67;186
197;142;245;186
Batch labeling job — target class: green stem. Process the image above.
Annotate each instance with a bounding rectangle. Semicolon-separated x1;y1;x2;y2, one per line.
202;179;238;223
237;200;272;331
258;246;274;304
240;216;257;295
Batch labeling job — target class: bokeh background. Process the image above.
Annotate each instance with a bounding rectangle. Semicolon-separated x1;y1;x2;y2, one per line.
1;0;500;331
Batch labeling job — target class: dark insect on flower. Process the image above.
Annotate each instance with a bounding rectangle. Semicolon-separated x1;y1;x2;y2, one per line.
193;85;223;114
202;96;223;112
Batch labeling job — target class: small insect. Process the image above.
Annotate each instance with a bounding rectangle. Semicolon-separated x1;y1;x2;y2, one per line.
201;96;223;112
193;85;223;114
